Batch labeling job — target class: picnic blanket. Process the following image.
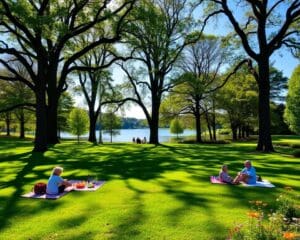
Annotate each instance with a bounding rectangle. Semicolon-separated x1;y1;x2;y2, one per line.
21;186;73;200
21;180;105;200
210;176;275;188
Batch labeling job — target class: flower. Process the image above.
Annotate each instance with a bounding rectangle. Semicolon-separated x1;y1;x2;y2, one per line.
283;232;296;239
247;211;260;218
284;186;293;191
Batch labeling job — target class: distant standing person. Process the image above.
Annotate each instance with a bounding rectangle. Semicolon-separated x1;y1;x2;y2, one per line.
143;137;147;144
136;137;141;144
46;166;72;194
233;160;256;184
132;137;136;143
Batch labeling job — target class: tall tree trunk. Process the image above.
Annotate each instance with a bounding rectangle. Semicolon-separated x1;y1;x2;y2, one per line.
246;124;250;138
33;85;48;152
47;65;60;145
195;101;202;143
5;112;10;136
256;61;274;152
204;111;212;141
149;98;160;144
47;93;59;144
231;123;238;141
212;99;216;141
98;109;103;144
19;109;25;139
238;125;242;139
88;111;97;143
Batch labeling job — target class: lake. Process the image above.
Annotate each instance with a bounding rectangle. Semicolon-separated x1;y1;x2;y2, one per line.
61;128;196;143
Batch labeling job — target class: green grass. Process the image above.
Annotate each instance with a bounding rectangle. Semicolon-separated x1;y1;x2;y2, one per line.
0;137;299;240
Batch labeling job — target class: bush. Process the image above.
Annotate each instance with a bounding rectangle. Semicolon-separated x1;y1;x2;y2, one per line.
218;129;231;135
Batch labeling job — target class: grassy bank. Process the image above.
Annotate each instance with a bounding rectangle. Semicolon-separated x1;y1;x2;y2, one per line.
0;137;299;240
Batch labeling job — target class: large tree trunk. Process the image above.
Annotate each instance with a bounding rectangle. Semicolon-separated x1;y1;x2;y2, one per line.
19;110;25;139
5;112;10;136
47;92;60;144
195;101;202;143
256;62;274;152
88;111;97;143
149;101;160;144
231;122;238;141
33;85;48;152
204;111;212;141
212;99;216;141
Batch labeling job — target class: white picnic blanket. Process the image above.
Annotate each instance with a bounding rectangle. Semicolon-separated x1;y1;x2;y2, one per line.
242;180;275;188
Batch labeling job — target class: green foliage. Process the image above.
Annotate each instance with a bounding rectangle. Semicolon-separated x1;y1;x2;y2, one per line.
101;111;121;142
217;67;258;138
284;65;300;134
58;92;74;134
68;108;89;143
170;118;184;139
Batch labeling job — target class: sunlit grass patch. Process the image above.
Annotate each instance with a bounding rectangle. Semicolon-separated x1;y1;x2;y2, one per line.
0;137;299;239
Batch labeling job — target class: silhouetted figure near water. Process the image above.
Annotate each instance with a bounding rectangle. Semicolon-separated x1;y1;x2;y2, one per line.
132;137;136;143
136;137;142;144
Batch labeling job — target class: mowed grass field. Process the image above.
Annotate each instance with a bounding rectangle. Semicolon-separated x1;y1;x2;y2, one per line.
0;137;299;240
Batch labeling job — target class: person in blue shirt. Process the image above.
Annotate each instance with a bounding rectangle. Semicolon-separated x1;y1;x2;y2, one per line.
46;166;72;194
233;160;256;184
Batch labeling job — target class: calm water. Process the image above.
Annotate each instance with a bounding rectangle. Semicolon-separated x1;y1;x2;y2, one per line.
61;128;196;143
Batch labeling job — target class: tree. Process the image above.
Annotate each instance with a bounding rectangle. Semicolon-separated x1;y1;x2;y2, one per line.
101;111;121;143
68;108;89;143
170;118;184;139
75;41;116;143
120;0;199;144
174;35;227;142
269;68;288;103
0;0;135;152
284;65;300;134
205;1;300;151
217;69;258;140
0;70;35;138
57;92;74;139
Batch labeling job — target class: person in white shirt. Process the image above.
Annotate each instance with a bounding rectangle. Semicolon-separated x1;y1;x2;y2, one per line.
46;166;72;194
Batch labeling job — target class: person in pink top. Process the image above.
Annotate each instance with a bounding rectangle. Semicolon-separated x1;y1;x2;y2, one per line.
219;165;233;183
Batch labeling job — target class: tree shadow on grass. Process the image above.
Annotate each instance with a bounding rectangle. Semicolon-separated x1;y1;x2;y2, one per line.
0;140;297;239
0;151;65;231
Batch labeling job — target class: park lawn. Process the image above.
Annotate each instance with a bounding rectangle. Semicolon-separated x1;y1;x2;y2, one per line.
0;137;299;240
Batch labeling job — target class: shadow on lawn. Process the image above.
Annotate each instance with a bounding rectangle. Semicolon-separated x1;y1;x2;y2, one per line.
0;150;65;231
0;140;295;239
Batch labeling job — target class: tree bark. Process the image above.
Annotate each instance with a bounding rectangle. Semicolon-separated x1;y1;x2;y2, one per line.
195;100;202;143
231;123;238;141
33;85;48;152
5;112;10;136
88;111;97;143
47;78;60;145
256;61;274;152
149;100;160;144
19;110;25;139
204;111;212;141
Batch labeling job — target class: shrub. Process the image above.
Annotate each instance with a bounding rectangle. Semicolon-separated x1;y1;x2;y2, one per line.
228;188;300;240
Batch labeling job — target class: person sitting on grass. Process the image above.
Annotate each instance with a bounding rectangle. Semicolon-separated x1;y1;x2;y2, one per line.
46;166;72;195
233;160;256;184
219;165;233;183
